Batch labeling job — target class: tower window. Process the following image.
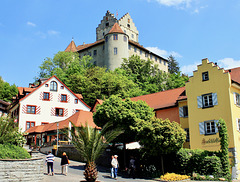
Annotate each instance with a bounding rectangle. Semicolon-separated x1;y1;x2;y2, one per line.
94;50;97;56
113;34;118;40
127;24;130;28
114;47;117;55
132;34;134;38
105;36;108;42
134;47;137;52
123;36;127;42
128;45;131;50
106;22;109;27
128;18;130;23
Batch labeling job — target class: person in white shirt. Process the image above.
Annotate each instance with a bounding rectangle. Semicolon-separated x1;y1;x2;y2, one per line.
111;155;119;179
45;151;55;176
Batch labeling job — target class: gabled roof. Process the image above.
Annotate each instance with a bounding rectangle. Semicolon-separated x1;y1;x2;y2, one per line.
76;39;104;52
108;23;124;34
91;99;104;112
25;110;99;134
19;75;90;109
130;87;186;110
65;40;77;52
227;67;240;85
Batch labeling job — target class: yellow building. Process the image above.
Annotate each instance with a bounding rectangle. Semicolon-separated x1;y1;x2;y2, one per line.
186;58;240;179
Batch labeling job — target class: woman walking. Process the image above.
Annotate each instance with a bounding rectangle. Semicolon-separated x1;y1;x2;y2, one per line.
61;152;69;175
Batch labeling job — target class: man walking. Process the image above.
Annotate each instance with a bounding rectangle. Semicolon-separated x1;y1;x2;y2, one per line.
111;155;119;179
46;151;55;176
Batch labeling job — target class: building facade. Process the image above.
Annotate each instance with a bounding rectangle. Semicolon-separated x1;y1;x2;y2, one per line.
65;11;168;72
9;76;90;132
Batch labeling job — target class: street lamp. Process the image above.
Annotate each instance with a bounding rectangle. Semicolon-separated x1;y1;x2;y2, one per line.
57;122;59;155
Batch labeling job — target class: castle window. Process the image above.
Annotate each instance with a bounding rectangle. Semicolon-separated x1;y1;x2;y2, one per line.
106;17;108;21
103;45;105;50
145;53;148;57
50;81;57;91
150;55;152;59
164;61;166;65
155;57;157;61
159;59;162;63
94;50;97;56
202;72;209;81
127;24;130;28
132;34;134;38
105;36;108;42
103;32;105;36
113;34;118;40
134;47;137;52
106;22;109;27
140;50;142;55
93;61;97;66
128;45;131;50
114;47;118;55
88;52;92;56
123;36;127;42
128;18;130;23
124;30;126;33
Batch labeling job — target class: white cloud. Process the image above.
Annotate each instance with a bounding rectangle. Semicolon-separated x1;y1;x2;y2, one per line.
148;0;192;7
181;62;200;76
146;46;182;58
27;21;36;27
217;58;240;69
48;30;60;35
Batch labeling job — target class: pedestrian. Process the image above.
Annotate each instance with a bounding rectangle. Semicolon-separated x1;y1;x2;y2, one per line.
129;156;136;179
110;155;114;178
61;152;69;175
111;155;119;179
46;151;55;176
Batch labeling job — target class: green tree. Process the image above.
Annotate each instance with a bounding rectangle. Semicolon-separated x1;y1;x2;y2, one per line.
217;118;231;180
68;122;123;182
167;55;180;74
120;55;168;93
0;76;18;103
166;72;189;89
0;117;26;146
93;95;155;144
136;117;186;173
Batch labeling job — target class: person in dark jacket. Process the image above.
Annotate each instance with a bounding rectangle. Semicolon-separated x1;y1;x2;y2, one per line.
61;152;69;175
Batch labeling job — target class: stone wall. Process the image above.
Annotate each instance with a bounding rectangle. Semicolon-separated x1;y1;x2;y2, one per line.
0;158;43;182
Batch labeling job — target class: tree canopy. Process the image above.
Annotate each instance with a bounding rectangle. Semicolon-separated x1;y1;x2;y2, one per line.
0;76;18;103
167;55;180;74
136;117;186;155
93;95;155;143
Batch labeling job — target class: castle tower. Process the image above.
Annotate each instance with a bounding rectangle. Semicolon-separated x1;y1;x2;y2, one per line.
96;11;117;41
104;23;129;70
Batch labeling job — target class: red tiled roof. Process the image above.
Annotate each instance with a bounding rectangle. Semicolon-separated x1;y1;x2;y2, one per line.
91;99;104;112
25;110;99;134
108;23;124;34
65;40;77;52
227;67;240;84
75;94;83;99
130;87;186;110
76;39;104;52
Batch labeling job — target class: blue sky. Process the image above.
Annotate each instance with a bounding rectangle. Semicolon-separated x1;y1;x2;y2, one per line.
1;0;240;87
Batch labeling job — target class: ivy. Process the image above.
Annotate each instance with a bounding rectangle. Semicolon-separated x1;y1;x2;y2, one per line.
217;118;231;180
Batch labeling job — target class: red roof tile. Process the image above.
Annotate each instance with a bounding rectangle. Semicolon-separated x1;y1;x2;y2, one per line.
65;40;77;52
25;110;99;134
227;67;240;84
130;87;186;110
76;39;104;52
108;23;124;34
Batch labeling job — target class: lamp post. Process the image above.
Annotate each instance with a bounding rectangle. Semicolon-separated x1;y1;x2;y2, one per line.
57;122;59;155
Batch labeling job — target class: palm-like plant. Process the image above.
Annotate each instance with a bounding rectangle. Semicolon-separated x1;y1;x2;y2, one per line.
68;121;123;182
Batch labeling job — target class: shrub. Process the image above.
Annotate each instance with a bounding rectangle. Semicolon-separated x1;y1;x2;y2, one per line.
0;144;31;159
160;173;190;181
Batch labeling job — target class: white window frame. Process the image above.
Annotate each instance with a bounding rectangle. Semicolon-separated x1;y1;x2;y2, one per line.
197;93;218;108
234;92;240;106
199;120;218;135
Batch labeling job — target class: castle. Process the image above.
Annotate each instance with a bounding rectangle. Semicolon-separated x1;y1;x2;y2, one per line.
65;11;168;72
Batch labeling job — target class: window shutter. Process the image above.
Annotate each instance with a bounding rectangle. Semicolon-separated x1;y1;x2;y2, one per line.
199;122;205;135
233;92;237;105
179;107;184;117
197;96;203;108
214;120;219;133
236;119;239;131
212;93;218;105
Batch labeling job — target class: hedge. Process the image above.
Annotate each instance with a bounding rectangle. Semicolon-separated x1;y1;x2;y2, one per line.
0;144;31;159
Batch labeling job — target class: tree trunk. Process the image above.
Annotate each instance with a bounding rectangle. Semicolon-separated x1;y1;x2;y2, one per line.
161;155;164;174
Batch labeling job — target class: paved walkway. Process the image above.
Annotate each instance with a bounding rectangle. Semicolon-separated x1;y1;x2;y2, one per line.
41;153;157;182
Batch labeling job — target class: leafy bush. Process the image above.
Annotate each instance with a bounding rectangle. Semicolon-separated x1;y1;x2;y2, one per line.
0;144;31;159
160;173;190;181
0;117;26;146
